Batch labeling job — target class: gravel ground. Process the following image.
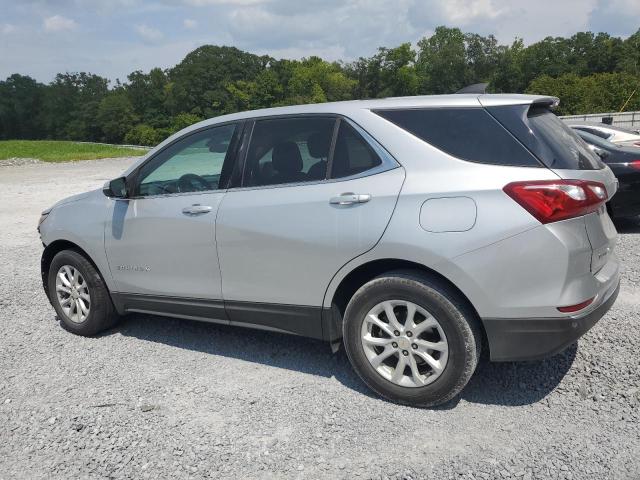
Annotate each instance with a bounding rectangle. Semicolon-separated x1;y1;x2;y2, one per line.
0;158;638;480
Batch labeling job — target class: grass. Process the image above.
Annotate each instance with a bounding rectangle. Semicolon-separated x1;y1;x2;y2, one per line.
0;140;149;162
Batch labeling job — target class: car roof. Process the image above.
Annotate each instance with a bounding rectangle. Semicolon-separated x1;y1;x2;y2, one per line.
189;93;558;126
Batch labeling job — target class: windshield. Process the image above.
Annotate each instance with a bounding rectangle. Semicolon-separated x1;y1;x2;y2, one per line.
574;130;618;150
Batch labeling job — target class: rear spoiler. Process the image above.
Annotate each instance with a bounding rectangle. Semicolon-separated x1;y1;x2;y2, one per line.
532;97;560;110
455;83;488;94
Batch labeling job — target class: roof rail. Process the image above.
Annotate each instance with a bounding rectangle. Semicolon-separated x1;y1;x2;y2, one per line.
455;83;488;94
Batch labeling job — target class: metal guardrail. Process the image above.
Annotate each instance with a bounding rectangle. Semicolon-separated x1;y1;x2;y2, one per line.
560;111;640;128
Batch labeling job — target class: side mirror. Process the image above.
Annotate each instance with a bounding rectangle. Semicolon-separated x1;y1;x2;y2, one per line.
103;177;128;198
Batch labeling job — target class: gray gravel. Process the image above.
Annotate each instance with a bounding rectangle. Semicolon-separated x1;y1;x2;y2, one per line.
0;158;638;479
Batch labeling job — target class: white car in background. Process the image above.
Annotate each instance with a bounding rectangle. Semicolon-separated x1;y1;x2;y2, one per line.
568;122;640;147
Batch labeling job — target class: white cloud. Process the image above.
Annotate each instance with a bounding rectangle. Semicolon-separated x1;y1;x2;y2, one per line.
185;0;266;5
135;24;163;41
2;24;17;35
439;0;506;24
3;0;640;83
183;18;198;29
43;15;77;32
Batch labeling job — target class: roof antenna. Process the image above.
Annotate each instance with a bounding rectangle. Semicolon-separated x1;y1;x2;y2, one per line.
455;83;488;94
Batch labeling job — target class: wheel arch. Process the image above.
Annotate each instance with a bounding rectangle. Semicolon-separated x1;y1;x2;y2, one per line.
323;258;487;349
41;240;110;303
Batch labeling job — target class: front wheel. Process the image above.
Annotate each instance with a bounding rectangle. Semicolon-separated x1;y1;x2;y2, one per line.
342;271;481;407
47;249;119;336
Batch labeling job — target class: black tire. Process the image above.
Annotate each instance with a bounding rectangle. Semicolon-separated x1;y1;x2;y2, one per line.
47;249;119;336
342;270;481;407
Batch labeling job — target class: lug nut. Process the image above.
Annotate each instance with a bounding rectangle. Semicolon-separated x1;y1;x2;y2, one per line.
406;331;413;337
412;343;417;349
392;342;398;348
394;330;400;336
402;350;409;356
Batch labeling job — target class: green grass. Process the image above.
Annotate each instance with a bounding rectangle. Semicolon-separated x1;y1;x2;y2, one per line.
0;140;149;162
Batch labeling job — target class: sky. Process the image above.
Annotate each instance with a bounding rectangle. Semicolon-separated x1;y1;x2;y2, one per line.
1;0;639;83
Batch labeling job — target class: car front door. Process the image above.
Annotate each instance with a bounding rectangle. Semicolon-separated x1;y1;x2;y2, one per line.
104;122;242;317
216;116;405;337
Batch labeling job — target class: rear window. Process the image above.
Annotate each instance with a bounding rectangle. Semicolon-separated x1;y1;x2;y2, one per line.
373;107;541;167
488;105;603;170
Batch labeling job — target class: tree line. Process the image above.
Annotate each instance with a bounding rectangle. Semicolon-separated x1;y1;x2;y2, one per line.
1;26;639;145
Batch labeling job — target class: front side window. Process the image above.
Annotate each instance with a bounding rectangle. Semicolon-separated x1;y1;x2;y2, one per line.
244;117;336;187
136;123;238;196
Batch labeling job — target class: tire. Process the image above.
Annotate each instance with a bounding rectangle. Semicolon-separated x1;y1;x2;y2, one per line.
47;249;119;336
342;270;481;407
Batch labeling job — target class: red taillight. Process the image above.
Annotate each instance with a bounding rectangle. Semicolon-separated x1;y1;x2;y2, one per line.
629;160;640;170
503;180;608;224
557;297;594;313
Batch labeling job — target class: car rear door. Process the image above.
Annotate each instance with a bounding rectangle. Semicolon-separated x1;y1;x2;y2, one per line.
215;115;404;337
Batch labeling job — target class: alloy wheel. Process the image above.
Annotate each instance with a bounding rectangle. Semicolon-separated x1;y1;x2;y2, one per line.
55;265;91;323
360;300;449;387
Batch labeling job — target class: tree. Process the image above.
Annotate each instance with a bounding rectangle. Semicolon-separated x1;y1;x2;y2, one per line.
348;43;419;98
168;45;270;117
286;57;356;104
97;91;137;143
40;72;109;141
416;26;468;93
2;31;640;143
526;72;640;115
0;74;44;139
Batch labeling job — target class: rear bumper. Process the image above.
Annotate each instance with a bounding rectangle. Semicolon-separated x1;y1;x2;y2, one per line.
482;280;620;362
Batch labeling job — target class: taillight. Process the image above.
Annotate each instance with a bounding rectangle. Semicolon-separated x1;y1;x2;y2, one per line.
503;180;608;224
629;160;640;170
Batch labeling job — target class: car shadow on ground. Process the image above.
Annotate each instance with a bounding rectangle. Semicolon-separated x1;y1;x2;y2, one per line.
110;313;576;409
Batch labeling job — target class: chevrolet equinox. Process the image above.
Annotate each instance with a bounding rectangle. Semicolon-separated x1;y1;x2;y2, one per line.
39;94;620;407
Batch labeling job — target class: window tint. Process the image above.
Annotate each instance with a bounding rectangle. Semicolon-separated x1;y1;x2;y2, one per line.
486;105;603;170
330;121;382;179
525;108;602;170
137;124;238;196
374;107;541;167
244;117;336;187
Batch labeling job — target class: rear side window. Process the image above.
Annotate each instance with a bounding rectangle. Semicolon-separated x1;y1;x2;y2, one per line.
487;105;603;170
244;117;336;187
374;108;541;167
331;121;382;179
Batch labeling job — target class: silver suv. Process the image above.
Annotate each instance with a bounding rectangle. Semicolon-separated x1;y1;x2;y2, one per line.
39;94;620;407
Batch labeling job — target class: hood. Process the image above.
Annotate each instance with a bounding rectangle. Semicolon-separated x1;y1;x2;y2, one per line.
44;188;102;214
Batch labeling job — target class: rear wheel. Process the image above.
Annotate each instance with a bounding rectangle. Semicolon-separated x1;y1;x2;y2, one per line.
47;250;119;336
342;271;481;407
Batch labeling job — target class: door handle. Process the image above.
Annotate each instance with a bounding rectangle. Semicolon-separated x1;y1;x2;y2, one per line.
329;193;371;205
182;204;213;215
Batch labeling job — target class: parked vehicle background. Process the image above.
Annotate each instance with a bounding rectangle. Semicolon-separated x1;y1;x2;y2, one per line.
574;129;640;219
568;122;640;147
